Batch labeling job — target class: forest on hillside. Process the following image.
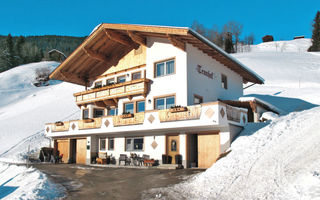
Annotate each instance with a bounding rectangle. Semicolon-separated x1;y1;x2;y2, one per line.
0;35;85;73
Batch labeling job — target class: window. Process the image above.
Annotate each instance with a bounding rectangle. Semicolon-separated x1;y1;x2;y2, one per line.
132;72;141;80
100;138;106;151
108;138;114;150
171;140;177;151
136;101;145;113
93;108;104;118
117;76;126;83
108;107;118;116
106;78;115;85
126;137;144;151
155;96;175;110
155;59;175;77
194;95;203;105
124;103;134;114
221;74;228;89
94;81;102;88
83;109;89;119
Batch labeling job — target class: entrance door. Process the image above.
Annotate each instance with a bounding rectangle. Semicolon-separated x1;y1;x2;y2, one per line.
167;135;179;164
57;139;69;163
76;139;87;164
198;133;220;168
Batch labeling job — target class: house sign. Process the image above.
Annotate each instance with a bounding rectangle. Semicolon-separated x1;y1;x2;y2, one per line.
197;65;215;79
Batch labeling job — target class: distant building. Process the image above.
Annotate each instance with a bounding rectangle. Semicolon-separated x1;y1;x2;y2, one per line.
294;36;305;40
262;35;274;43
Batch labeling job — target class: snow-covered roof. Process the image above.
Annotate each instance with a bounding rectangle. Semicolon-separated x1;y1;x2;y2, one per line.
239;96;283;114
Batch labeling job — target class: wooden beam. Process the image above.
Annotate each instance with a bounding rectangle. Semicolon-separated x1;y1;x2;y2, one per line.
83;47;110;64
112;98;118;105
59;71;87;86
167;35;186;51
104;29;139;49
103;100;116;107
127;31;147;46
94;101;107;107
127;95;133;100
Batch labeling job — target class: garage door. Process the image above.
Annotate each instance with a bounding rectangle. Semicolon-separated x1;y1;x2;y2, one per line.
57;139;69;163
76;139;87;164
198;133;220;168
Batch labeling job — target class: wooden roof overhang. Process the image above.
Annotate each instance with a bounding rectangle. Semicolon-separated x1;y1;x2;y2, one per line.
49;23;264;86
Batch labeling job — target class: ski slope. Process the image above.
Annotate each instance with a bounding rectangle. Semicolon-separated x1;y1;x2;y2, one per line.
0;62;82;162
143;39;320;200
237;39;320;107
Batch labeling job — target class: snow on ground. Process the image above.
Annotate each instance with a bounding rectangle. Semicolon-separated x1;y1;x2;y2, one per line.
0;163;65;199
234;39;320;107
250;38;311;53
144;39;320;199
0;62;83;162
0;61;83;199
144;106;320;200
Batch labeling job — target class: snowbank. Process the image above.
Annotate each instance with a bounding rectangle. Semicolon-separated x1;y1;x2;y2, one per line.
144;106;320;200
260;111;279;121
0;163;65;199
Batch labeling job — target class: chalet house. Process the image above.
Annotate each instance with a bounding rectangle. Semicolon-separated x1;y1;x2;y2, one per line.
45;23;264;168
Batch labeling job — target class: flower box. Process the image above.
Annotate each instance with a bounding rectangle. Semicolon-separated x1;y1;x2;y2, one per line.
169;107;188;113
83;118;94;123
121;113;134;119
55;121;64;126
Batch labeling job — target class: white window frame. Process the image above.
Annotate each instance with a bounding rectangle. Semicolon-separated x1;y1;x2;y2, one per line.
155;96;175;110
155;59;175;78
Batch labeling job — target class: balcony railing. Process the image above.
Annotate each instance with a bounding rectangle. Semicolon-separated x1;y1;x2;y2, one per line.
74;78;150;105
226;105;241;122
45;101;248;137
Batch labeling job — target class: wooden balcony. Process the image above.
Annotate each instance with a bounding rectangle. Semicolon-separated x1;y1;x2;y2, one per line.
74;78;150;106
78;118;102;130
45;101;248;138
50;121;70;132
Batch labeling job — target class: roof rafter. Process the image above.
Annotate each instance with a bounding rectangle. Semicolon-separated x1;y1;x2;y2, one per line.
167;34;186;51
83;47;111;65
127;31;147;46
104;29;139;49
58;70;87;86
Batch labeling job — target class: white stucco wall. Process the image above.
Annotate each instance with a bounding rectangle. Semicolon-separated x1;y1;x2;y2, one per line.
97;134;166;162
186;44;243;105
145;37;188;109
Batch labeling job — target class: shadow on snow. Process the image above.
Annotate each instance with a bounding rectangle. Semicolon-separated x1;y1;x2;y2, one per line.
244;94;318;115
0;175;19;199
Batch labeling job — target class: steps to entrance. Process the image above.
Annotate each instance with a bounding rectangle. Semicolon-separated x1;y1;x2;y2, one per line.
156;164;180;170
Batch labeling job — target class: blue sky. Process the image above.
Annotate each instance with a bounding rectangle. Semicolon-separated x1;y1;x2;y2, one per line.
0;0;318;43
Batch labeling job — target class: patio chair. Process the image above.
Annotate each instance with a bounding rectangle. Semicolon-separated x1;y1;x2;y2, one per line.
119;154;131;165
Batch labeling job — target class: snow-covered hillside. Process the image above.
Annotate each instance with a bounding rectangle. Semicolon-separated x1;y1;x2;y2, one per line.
0;62;82;162
144;38;320;200
250;38;311;53
236;38;320;111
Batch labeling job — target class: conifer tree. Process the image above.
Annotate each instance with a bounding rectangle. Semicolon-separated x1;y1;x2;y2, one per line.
309;11;320;52
15;36;25;64
5;34;15;68
224;32;234;53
